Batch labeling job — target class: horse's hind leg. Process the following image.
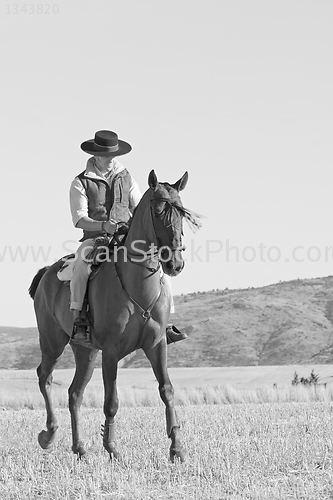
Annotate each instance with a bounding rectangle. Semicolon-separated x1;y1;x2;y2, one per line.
37;328;68;450
143;339;186;462
68;344;99;458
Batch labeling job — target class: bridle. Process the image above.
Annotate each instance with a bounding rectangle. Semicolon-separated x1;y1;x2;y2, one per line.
114;195;186;326
122;196;186;275
150;197;186;253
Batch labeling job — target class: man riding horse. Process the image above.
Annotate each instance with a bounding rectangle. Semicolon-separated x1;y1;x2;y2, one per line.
70;129;187;346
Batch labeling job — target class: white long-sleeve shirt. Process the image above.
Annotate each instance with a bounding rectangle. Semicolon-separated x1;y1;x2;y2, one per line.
70;157;142;227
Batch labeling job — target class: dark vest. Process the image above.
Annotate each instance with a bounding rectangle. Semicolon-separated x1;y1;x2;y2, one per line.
77;169;132;241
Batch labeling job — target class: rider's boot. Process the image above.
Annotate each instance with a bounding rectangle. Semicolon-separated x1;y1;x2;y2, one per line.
71;310;90;344
166;324;187;344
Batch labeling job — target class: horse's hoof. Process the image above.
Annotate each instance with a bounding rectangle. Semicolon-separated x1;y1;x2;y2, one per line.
72;444;86;459
108;448;120;462
170;445;186;463
38;430;56;450
103;439;120;462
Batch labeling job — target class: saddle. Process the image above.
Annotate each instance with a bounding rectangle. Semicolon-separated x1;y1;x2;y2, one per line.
57;222;129;283
86;221;129;266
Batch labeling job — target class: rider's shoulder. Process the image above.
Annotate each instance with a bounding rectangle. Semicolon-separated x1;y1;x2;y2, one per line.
76;170;87;180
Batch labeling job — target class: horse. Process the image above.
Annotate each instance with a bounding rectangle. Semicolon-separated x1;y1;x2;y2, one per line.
28;169;201;462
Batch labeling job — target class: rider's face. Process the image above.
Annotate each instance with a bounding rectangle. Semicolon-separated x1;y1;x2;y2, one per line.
95;155;115;171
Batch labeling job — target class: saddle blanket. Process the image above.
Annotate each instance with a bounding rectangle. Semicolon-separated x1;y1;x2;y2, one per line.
56;255;84;282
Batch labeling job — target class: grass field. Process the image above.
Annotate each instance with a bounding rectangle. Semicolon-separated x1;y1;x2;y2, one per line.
1;404;333;499
2;366;333;499
1;365;333;409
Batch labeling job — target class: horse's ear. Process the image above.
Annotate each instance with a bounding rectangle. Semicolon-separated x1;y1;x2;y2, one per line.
172;171;188;192
148;170;159;191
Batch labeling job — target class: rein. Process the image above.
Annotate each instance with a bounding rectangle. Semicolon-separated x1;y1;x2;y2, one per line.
125;244;161;275
126;255;161;275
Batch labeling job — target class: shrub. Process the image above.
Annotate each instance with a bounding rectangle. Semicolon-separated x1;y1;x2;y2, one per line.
291;369;319;386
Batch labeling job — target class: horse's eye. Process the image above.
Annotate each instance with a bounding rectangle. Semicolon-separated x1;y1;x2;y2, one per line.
153;203;167;217
154;208;164;218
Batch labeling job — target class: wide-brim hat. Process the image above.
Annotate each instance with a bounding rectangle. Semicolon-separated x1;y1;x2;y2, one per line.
81;130;132;157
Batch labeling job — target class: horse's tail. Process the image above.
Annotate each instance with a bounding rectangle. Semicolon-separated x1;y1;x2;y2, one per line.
28;266;49;299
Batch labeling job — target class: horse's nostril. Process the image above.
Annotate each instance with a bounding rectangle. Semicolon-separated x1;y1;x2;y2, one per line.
166;261;175;270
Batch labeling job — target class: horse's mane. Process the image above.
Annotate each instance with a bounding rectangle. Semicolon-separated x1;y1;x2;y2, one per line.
175;205;203;232
133;186;203;232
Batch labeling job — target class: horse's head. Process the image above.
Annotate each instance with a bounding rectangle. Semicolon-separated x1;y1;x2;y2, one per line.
148;170;189;277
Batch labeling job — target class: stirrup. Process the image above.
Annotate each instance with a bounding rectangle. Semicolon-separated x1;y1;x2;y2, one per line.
71;318;91;344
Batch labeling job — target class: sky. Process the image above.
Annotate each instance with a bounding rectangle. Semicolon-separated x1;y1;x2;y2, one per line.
1;0;333;327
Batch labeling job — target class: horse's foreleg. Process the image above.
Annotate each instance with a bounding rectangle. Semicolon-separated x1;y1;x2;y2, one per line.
143;339;186;462
37;356;60;450
101;347;120;460
68;345;99;458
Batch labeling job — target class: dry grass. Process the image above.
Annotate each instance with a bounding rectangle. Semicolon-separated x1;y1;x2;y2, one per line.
1;365;333;410
2;367;333;498
2;379;333;411
1;403;333;499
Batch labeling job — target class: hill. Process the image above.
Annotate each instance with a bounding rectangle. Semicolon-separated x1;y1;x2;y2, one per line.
2;276;333;369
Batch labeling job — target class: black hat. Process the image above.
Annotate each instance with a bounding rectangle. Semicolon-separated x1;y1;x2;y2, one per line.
81;130;132;157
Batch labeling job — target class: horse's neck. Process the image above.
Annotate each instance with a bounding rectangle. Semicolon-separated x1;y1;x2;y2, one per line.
119;190;161;296
125;190;157;255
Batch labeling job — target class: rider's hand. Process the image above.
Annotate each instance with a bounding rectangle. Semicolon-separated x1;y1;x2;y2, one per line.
103;220;117;235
